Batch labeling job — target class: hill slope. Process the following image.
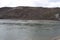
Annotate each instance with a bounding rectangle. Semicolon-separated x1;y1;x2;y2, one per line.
0;6;60;20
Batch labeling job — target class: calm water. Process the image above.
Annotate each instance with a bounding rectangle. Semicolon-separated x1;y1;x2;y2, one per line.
0;19;60;40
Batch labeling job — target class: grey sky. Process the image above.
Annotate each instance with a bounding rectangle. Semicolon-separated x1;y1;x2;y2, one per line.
0;0;60;7
49;0;60;2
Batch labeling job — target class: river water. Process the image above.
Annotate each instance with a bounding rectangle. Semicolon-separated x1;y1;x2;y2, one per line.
0;19;60;40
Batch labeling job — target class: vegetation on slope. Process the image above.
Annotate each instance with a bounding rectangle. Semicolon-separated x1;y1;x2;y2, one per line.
0;6;60;20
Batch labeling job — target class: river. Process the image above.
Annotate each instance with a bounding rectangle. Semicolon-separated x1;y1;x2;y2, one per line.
0;19;60;40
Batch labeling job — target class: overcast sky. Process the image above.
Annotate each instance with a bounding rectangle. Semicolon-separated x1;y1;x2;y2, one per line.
0;0;60;7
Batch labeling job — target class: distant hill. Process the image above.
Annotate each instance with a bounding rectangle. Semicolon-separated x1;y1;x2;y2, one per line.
0;6;60;20
0;7;12;19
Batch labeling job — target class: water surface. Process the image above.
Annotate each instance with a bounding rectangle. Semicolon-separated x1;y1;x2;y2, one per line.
0;20;60;40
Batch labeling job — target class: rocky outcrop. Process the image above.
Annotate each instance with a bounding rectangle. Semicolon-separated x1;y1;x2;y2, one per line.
0;6;60;20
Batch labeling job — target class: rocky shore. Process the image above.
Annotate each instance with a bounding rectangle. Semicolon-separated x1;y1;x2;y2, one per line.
0;6;60;20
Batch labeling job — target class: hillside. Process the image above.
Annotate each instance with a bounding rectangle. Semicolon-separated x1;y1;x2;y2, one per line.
0;6;60;20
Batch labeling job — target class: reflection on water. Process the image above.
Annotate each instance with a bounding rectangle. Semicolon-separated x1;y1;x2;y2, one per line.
0;20;60;40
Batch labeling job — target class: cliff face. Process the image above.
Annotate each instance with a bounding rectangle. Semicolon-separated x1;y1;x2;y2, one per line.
0;6;60;20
